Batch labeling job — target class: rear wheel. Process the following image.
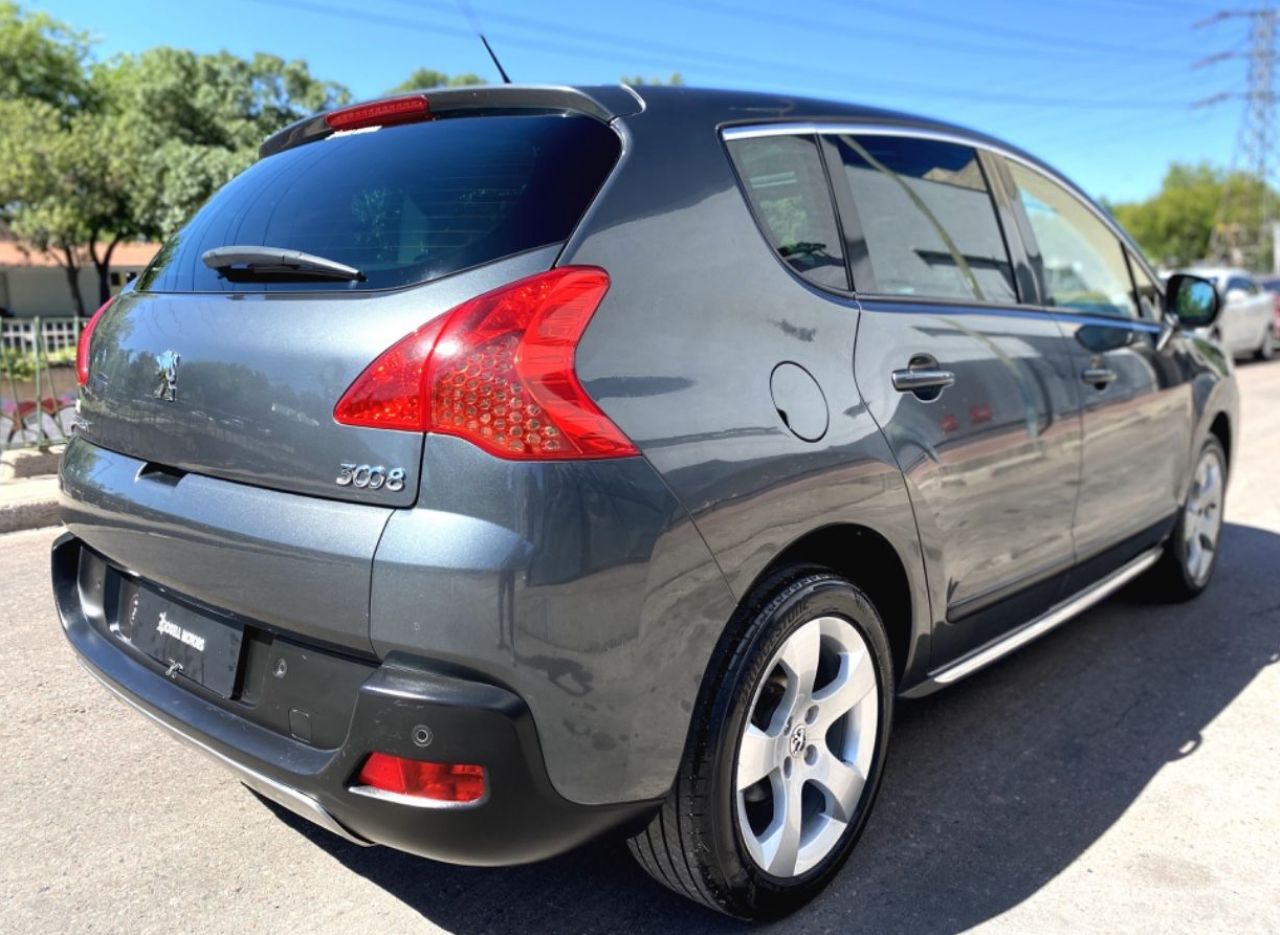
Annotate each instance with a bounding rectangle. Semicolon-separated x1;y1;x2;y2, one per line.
627;570;893;919
1146;438;1226;600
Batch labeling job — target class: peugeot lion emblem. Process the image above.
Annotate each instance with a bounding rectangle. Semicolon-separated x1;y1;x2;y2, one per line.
154;350;180;401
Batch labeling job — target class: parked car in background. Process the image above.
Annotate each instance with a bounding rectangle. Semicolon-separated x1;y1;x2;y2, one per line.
1177;266;1275;360
54;85;1238;919
1259;274;1280;340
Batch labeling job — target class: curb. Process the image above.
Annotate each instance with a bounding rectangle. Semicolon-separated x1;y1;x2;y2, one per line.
0;445;64;482
0;476;61;534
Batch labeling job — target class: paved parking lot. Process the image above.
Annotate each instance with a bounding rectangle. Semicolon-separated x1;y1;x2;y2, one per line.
2;361;1277;934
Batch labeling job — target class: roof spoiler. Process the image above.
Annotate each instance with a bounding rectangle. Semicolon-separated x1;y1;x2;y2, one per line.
260;84;641;159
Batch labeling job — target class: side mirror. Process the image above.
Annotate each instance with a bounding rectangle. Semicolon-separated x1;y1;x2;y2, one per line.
1166;273;1220;329
1224;287;1248;305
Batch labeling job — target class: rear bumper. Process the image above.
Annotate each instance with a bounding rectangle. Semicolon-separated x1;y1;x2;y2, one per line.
53;533;658;865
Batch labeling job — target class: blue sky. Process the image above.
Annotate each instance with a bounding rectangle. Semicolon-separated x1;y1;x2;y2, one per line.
36;0;1258;202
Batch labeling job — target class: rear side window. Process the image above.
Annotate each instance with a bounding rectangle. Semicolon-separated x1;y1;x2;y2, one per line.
832;135;1015;303
726;135;849;291
1005;161;1137;318
138;114;620;293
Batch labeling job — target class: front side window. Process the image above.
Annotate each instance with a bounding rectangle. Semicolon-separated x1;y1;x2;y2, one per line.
832;135;1015;303
726;135;849;291
1006;161;1137;318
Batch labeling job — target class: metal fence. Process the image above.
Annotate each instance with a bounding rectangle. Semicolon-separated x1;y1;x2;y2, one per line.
1;316;83;451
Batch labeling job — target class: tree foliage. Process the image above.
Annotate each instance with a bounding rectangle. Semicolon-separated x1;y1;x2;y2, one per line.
0;4;350;311
0;1;91;112
1106;162;1277;270
387;68;485;94
0;97;134;312
621;72;685;86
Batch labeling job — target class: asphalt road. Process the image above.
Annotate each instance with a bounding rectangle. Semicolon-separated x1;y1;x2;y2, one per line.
2;362;1278;935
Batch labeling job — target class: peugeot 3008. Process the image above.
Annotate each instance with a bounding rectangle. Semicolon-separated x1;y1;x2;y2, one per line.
54;85;1237;919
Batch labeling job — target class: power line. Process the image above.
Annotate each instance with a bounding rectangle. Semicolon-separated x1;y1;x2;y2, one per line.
658;0;1200;62
239;0;1205;112
804;0;1205;62
1196;4;1278;268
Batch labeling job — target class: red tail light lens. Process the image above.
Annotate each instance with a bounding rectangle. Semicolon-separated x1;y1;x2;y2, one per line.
76;296;114;387
334;267;638;460
355;753;486;804
331;315;447;431
325;95;430;132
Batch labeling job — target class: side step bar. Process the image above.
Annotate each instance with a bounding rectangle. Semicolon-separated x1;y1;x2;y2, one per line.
903;547;1163;698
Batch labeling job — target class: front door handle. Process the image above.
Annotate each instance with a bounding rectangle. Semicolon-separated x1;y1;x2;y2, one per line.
1081;366;1117;389
891;367;956;395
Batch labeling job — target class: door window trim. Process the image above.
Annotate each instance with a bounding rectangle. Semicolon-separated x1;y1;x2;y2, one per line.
1124;248;1164;322
721;121;1164;297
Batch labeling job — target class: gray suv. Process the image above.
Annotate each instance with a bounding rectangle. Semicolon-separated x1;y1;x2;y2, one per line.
53;85;1236;919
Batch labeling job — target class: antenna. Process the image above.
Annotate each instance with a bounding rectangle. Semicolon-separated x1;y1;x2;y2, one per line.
480;34;512;85
455;0;512;85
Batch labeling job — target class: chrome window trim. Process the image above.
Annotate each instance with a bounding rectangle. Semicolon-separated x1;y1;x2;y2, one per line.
720;121;1162;286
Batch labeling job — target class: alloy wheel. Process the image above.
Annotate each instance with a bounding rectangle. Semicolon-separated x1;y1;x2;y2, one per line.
735;615;879;878
1183;447;1225;586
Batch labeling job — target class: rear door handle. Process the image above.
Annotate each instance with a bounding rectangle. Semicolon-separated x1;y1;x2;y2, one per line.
1081;366;1117;388
891;368;956;394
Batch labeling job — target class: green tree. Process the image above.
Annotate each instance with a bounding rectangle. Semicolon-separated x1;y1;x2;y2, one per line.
1107;162;1278;269
387;68;485;94
0;3;351;307
95;48;349;152
92;48;349;289
621;72;685;86
0;99;132;313
0;1;92;112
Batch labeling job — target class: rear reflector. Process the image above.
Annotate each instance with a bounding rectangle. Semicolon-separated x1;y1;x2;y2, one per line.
355;753;486;804
334;267;638;460
76;296;114;387
324;95;431;132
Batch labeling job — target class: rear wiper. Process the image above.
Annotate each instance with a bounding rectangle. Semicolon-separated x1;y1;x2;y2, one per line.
201;246;365;282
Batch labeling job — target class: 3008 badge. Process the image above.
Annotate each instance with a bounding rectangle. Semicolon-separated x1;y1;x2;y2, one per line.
336;463;405;491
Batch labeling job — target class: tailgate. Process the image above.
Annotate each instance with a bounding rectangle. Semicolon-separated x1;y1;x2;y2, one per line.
78;253;555;506
60;437;389;654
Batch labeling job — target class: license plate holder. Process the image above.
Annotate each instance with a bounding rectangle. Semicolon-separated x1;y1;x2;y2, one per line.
127;588;244;698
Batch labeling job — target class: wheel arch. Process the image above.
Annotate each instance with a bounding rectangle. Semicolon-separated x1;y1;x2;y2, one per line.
1209;410;1232;471
749;523;921;687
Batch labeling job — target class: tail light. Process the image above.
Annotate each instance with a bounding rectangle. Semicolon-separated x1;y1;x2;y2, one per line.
76;296;114;387
334;267;637;460
354;753;486;804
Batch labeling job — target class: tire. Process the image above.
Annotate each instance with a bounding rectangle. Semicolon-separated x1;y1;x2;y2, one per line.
1256;326;1275;361
627;569;894;919
1145;437;1227;601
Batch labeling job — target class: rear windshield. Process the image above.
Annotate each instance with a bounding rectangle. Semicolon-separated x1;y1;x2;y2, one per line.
138;113;620;293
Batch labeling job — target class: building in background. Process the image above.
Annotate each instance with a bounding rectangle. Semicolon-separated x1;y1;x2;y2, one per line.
0;239;159;318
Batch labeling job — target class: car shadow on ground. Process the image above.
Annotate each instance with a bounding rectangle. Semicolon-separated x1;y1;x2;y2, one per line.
269;522;1280;933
